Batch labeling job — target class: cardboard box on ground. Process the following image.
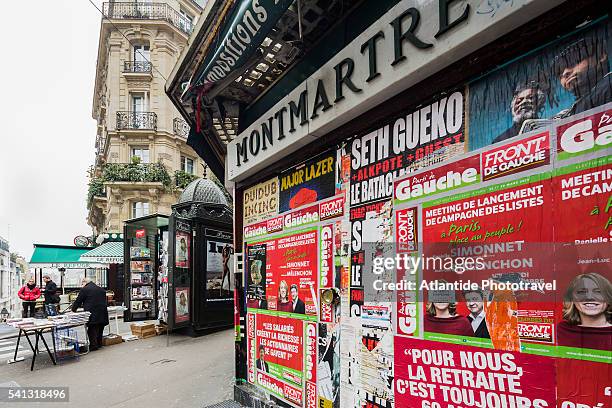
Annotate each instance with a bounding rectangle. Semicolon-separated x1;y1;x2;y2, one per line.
130;322;156;339
102;334;123;346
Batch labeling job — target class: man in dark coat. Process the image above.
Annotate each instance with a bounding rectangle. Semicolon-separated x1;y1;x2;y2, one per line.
42;275;60;315
256;345;268;372
72;278;109;351
290;284;306;314
463;289;490;339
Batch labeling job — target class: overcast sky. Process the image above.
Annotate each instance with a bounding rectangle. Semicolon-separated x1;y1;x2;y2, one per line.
0;1;102;259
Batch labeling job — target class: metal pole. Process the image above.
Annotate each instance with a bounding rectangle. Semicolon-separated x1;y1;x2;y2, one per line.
296;0;303;40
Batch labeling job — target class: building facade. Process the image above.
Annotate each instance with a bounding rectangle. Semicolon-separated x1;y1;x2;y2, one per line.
87;0;207;236
168;1;610;407
11;255;28;318
0;237;25;318
0;237;10;315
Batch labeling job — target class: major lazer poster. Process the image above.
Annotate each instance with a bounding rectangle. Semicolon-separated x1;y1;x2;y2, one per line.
279;152;336;213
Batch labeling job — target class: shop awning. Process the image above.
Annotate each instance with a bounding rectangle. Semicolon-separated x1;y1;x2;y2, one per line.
30;244;103;268
79;241;124;264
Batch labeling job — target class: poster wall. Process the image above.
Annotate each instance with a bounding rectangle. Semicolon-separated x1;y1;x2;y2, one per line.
239;18;611;408
246;243;267;308
391;112;611;405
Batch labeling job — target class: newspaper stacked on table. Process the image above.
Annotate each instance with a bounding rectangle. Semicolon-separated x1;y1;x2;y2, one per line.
48;312;91;327
7;312;92;330
7;318;55;330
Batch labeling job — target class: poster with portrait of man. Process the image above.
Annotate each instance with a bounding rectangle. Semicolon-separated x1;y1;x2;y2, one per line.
469;19;611;150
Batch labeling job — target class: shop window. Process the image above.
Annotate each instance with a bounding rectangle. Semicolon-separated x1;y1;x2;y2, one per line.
131;147;150;163
181;156;194;174
132;202;150;218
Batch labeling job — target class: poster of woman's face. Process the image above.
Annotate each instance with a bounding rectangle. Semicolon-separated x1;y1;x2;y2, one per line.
175;232;191;268
563;272;612;327
175;287;189;323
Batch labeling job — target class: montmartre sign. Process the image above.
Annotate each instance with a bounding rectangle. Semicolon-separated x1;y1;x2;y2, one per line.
226;0;564;183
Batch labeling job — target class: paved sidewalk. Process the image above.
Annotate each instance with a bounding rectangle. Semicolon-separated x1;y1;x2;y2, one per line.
0;328;235;408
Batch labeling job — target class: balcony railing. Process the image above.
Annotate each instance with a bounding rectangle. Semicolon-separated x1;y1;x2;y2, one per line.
173;118;190;138
116;111;157;131
124;61;152;73
102;2;193;35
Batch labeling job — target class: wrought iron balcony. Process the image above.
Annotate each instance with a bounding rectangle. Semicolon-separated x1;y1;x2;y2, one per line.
116;111;157;131
102;2;193;35
123;61;152;73
173;118;190;138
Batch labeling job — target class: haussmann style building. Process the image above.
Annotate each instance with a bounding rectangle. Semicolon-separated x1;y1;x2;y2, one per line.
87;0;208;237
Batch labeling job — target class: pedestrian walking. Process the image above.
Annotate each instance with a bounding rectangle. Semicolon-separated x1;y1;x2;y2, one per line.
42;275;60;316
71;278;109;351
18;278;41;317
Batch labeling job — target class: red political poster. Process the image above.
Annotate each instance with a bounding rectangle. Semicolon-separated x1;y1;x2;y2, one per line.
420;175;556;352
253;313;307;407
394;337;557;407
255;314;304;386
263;229;318;316
304;321;318;408
556;358;612;408
247;312;256;385
320;224;334;289
482;131;550;181
257;370;304;407
556;106;612;161
553;157;612;357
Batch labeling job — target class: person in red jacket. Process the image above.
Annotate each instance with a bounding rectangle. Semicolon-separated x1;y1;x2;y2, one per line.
18;278;41;317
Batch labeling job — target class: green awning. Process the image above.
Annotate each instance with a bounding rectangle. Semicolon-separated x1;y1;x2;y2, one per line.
79;241;124;264
30;244;101;268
